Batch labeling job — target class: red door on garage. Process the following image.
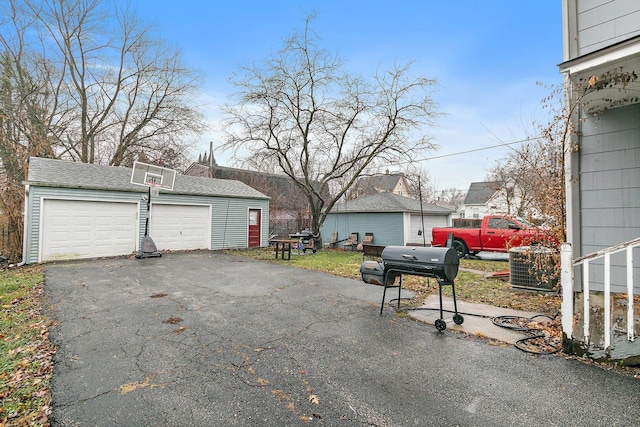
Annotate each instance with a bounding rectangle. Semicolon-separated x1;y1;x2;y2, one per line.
248;209;261;248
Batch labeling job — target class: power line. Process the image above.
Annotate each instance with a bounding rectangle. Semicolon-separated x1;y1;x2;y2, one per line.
417;136;543;162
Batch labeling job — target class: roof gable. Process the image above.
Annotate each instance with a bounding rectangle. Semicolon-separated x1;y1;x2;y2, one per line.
351;173;413;197
26;157;269;200
463;181;503;205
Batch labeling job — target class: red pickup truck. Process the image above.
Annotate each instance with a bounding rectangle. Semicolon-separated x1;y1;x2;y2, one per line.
431;215;549;258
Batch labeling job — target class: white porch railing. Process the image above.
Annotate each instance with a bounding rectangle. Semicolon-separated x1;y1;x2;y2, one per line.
561;237;640;350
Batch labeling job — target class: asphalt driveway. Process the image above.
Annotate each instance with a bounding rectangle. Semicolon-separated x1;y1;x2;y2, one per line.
44;251;640;426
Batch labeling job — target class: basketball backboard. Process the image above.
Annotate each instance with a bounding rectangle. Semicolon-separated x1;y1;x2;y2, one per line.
130;161;176;191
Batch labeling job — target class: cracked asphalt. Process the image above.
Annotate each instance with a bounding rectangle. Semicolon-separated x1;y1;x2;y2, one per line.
44;251;640;426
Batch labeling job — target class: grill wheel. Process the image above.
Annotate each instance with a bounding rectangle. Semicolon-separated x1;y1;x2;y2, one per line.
453;314;464;325
434;312;464;332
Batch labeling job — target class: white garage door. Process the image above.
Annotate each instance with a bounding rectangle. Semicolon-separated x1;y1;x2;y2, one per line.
149;204;210;251
41;199;138;262
407;214;449;245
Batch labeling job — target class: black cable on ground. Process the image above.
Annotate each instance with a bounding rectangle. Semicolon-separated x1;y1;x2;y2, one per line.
390;299;494;319
491;314;562;355
388;301;562;355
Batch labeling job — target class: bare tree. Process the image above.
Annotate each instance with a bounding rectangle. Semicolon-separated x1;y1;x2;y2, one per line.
222;15;440;241
1;0;206;168
487;68;638;253
403;165;437;201
0;0;207;258
437;187;466;208
0;1;61;256
205;161;312;236
487;142;549;219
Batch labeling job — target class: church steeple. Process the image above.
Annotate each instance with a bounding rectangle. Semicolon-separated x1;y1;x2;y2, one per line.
208;141;217;167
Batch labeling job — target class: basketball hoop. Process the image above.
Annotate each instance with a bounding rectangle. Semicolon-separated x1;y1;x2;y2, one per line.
130;161;176;259
130;161;176;191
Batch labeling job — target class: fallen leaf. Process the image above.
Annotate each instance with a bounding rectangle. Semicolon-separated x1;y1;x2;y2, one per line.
33;389;47;397
308;394;319;404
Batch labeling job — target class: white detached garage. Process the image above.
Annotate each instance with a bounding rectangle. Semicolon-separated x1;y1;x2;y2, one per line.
23;157;270;263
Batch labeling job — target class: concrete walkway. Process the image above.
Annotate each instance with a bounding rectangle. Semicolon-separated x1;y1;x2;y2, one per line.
409;295;553;345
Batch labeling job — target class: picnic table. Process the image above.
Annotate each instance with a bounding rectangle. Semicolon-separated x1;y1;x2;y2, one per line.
271;239;299;260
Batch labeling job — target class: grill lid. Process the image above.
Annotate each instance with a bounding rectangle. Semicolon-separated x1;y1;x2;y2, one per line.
381;246;459;282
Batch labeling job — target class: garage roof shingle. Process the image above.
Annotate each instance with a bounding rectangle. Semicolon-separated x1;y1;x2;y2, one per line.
26;157;269;200
330;192;453;214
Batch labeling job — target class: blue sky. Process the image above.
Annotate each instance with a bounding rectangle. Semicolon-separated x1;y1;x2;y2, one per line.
129;0;563;191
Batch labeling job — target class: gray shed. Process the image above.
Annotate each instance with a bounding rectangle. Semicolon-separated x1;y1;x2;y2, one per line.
321;192;453;248
22;157;270;263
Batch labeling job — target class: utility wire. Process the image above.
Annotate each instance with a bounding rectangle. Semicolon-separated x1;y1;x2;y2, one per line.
417;135;547;162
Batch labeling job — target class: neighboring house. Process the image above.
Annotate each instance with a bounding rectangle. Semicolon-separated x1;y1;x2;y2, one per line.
348;170;414;199
559;1;640;361
185;162;318;236
321;192;453;247
22;157;269;263
458;181;506;219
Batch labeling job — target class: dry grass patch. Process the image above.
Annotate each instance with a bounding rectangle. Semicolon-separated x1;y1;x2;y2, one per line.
1;265;54;426
225;248;561;315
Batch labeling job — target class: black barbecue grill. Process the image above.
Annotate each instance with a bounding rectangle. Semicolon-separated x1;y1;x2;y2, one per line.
360;246;464;331
288;230;318;253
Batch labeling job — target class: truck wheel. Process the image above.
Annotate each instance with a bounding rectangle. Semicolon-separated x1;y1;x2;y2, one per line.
452;239;468;258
